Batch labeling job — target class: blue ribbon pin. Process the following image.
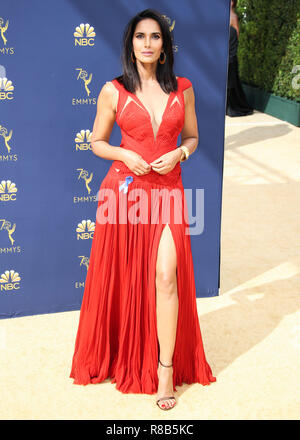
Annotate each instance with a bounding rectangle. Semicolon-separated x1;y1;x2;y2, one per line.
119;176;133;194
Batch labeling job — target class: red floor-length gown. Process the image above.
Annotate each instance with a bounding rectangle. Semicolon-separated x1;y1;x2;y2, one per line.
69;76;216;393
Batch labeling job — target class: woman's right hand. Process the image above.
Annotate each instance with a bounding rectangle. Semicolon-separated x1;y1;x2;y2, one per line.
121;149;151;176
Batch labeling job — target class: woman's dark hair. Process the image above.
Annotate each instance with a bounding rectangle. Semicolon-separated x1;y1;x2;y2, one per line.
114;8;177;94
231;0;237;8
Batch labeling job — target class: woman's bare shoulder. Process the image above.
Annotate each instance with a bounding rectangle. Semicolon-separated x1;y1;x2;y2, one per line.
98;81;119;112
102;80;118;95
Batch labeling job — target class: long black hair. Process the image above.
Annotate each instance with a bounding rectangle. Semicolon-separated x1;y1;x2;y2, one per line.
114;8;178;94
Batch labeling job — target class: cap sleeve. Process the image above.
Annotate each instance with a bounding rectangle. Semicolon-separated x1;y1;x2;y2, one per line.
110;79;122;91
179;76;192;91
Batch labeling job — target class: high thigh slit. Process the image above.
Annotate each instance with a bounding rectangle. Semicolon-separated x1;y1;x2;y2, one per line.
155;221;178;368
69;76;216;393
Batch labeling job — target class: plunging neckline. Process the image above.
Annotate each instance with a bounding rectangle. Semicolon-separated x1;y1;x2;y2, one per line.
130;89;174;143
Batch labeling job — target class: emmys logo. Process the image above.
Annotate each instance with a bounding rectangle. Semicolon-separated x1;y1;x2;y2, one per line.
77;169;93;193
72;68;96;105
75;129;92;151
76;68;92;96
76;219;95;240
74;23;96;46
0;269;21;292
162;14;175;32
74;256;90;289
0;65;14;100
79;255;89;271
161;15;178;52
0;218;16;245
0;17;13;55
0;180;17;201
0;124;17;161
0;218;20;254
74;169;97;204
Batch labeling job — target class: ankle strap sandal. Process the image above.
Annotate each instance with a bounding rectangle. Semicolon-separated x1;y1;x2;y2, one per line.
156;359;177;410
159;359;173;367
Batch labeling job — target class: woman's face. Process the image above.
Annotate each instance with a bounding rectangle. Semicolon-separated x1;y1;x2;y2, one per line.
132;18;164;65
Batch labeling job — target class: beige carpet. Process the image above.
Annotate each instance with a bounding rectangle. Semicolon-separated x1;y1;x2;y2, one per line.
1;110;300;420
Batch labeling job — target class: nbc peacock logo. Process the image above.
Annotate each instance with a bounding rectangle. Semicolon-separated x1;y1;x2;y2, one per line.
0;180;17;201
0;65;14;100
0;269;21;292
74;23;96;46
75;129;92;151
76;219;95;240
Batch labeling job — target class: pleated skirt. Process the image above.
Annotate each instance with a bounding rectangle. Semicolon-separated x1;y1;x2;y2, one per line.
69;162;216;394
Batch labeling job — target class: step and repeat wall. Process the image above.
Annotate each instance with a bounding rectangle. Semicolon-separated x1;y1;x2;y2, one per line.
0;0;230;319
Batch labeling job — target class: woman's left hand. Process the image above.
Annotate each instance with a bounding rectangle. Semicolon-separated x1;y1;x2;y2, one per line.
150;149;182;175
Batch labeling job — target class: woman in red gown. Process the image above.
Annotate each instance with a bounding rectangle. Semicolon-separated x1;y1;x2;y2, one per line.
70;8;216;411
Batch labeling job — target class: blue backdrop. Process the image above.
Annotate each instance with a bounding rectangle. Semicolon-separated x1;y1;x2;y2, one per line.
0;0;230;319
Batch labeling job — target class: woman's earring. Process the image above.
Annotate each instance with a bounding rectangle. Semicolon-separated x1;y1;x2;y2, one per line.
159;51;166;64
131;51;135;63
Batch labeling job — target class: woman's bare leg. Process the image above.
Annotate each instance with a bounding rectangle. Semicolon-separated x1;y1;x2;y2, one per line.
155;223;179;409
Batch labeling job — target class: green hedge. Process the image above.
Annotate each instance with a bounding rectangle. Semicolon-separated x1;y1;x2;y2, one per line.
236;0;300;102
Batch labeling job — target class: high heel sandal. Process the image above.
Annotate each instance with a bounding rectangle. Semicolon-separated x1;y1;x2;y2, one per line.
156;359;177;410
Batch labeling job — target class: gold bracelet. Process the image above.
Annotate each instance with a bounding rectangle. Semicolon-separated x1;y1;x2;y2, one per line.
179;146;190;162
